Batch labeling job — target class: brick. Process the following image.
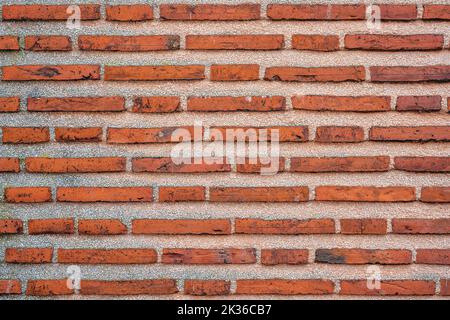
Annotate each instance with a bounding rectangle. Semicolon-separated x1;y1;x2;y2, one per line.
5;248;53;263
345;34;443;51
132;97;180;113
0;280;21;295
78;219;127;235
133;158;231;173
421;187;450;203
186;35;283;50
187;96;286;112
25;36;72;51
340;280;435;296
26;157;126;173
2;65;100;81
158;186;206;202
377;4;417;20
57;187;153;202
315;126;364;143
26;280;73;296
28;219;74;235
28;97;125;112
292;95;390;112
290;156;390;172
162;248;256;264
184;280;230;296
315;186;416;202
80;280;178;295
0;97;20;112
0;158;20;172
423;5;450;20
265;66;365;82
267;4;365;20
4;187;52;203
292;35;339;51
210;64;259;81
396;96;442;112
0;36;19;50
107;127;196;144
236;158;286;173
370;126;450;142
370;66;450;82
104;65;205;81
340;219;387;235
58;249;157;264
392;219;450;234
235;218;335;234
2;4;100;21
132;219;231;235
315;249;412;265
79;35;179;52
2;127;49;144
106;5;153;21
0;219;23;234
236;279;334;295
441;280;450;296
261;249;308;265
55;127;102;142
210;126;308;142
394;157;450;172
210;187;308;202
160;4;260;21
416;249;450;265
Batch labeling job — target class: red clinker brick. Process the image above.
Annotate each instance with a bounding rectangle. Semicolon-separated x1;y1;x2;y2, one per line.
236;279;334;295
394;157;450;173
28;219;74;235
4;187;52;203
315;186;416;202
236;157;286;174
80;280;178;295
441;280;450;296
377;4;418;20
132;158;231;173
57;187;153;203
267;4;365;20
55;127;102;142
315;126;364;143
184;280;231;296
292;35;339;51
106;5;153;21
293;95;390;112
210;64;259;81
158;186;206;202
290;156;390;172
2;4;100;21
392;219;450;234
0;36;19;50
186;35;284;50
133;219;231;235
420;187;450;203
162;248;256;264
315;249;412;265
340;280;435;296
58;249;157;264
261;249;309;265
5;248;53;263
25;36;72;51
235;218;335;234
0;97;20;112
210;187;309;202
210;126;308;142
345;34;443;51
0;158;20;173
0;219;23;234
104;65;205;81
25;157;126;173
265;66;365;82
0;280;21;295
416;250;450;265
187;96;286;112
330;5;366;20
2;127;49;144
79;35;180;51
340;219;387;235
107;127;196;144
160;4;260;21
2;65;100;81
370;66;450;82
423;5;450;20
78;219;127;235
396;96;442;112
132;97;180;113
26;279;73;296
370;126;450;142
28;97;125;112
